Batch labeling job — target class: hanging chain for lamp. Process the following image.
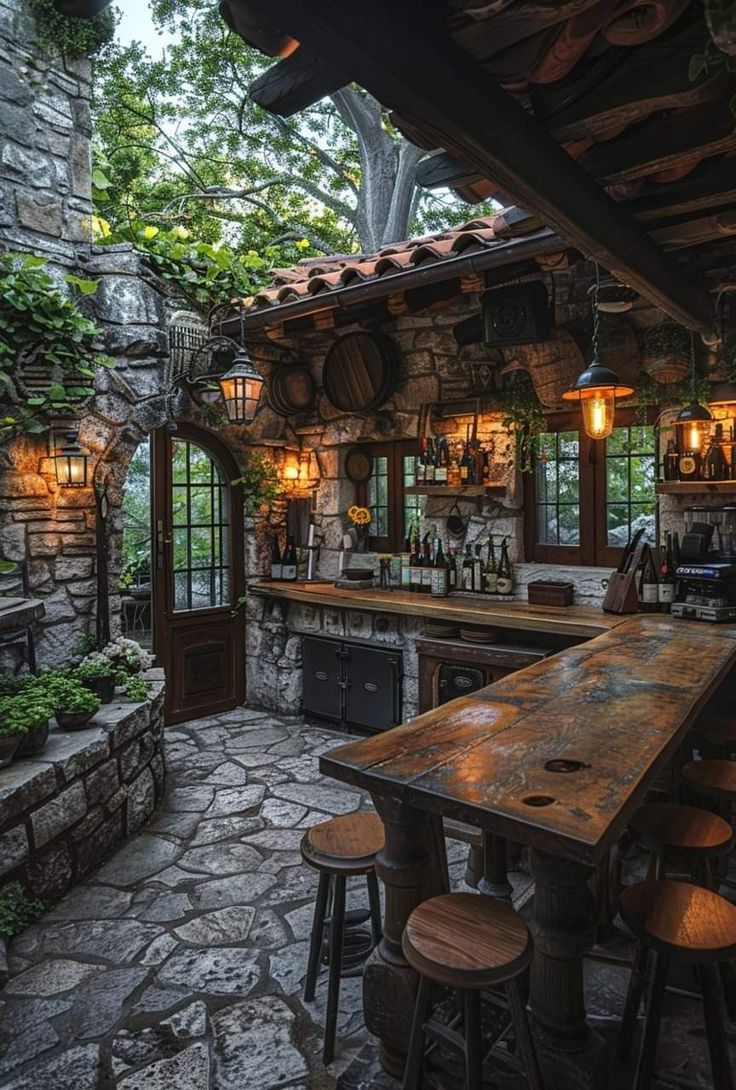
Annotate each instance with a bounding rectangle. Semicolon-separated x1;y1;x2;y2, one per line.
591;262;601;366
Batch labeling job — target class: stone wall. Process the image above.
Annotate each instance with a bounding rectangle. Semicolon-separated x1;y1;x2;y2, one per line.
0;674;165;906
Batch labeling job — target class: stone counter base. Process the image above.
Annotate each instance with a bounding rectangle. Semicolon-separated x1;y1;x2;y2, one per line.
0;676;165;906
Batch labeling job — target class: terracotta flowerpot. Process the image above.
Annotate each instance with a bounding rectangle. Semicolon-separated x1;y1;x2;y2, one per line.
0;735;22;768
82;676;115;704
16;717;50;757
56;710;95;731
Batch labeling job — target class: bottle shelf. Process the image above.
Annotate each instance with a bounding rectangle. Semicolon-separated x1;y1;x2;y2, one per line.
656;480;736;494
405;484;506;497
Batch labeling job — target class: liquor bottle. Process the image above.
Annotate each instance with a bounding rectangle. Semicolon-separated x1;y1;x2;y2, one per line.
639;546;658;612
459;440;471;486
421;534;432;594
473;543;484;593
658;540;675;612
485;536;498;594
270;535;282;580
704;423;729;481
677;442;702;482
496;539;513;596
423;438;433;486
663;439;679;482
400;529;412;589
447;545;457;591
438;436;449;483
281;537;297;581
462;545;474;591
448;445;461;489
431;538;449;596
481;448;492;487
416;439;426;484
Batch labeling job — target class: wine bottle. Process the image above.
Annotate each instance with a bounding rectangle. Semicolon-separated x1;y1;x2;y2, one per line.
462;545;474;591
431;538;449;596
639;546;658;612
425;438;436;484
459;438;471;485
677;443;702;482
448;545;458;591
704;423;728;481
435;438;448;485
473;543;484;593
410;534;422;594
496;539;513;596
421;533;432;594
400;528;412;589
270;535;282;580
658;540;675;612
486;536;498;594
281;537;297;581
663;439;678;482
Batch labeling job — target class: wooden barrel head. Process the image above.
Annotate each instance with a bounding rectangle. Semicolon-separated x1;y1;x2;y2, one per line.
267;365;316;416
322;331;398;413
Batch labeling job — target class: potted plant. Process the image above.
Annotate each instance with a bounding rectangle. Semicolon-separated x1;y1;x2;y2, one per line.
0;691;53;762
74;654;117;704
98;637;153;677
37;674;101;730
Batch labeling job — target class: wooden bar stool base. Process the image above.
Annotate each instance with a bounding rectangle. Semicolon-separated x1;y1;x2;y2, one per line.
401;892;543;1090
618;880;736;1090
301;812;384;1066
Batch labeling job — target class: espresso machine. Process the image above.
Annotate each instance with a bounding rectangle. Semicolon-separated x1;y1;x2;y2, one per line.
671;506;736;622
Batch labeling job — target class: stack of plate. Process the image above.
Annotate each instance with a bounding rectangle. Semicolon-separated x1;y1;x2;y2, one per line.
460;626;500;644
425;621;460;639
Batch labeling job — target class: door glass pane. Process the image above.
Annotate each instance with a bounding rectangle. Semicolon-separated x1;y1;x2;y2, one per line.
535;430;581;546
171;439;231;612
604;425;656;547
403;453;422;541
367;456;389;538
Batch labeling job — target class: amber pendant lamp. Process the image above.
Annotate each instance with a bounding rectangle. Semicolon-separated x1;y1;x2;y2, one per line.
674;330;712;452
562;265;634;439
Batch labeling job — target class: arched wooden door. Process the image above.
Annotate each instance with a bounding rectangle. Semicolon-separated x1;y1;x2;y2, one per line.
152;424;245;724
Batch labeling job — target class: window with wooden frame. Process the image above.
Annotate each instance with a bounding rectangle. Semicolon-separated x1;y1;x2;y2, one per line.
525;411;656;567
358;440;420;552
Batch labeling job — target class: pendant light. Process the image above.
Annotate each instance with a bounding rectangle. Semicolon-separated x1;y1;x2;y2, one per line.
217;308;264;425
562;265;634;439
675;331;712;452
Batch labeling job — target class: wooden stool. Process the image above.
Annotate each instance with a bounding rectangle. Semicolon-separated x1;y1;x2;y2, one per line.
682;758;736;810
692;713;736;758
401;892;543;1090
618;880;736;1090
629;802;733;888
301;811;384;1066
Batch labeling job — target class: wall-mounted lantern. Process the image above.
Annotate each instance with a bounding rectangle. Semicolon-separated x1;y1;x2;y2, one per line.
53;431;89;487
218;347;264;425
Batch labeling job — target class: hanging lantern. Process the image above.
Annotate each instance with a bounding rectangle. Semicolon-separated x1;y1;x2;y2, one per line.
674;331;712;449
218;348;264;424
562;267;633;439
53;432;89;488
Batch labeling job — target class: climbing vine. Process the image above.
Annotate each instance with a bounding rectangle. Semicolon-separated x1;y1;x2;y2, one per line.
0;252;112;442
28;0;117;58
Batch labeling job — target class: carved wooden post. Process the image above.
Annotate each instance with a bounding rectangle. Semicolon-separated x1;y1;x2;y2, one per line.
363;795;448;1077
529;849;610;1090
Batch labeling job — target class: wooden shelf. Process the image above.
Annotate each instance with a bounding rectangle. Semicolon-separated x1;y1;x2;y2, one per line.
405;484;505;497
656;481;736;495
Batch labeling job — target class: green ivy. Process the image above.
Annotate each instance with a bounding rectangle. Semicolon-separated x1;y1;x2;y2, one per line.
28;0;117;58
635;371;713;426
232;451;281;516
484;375;546;474
0;252;112;442
96;220;278;312
0;882;44;940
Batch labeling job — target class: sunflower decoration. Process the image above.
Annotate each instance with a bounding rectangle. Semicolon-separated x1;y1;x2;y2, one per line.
347;505;372;527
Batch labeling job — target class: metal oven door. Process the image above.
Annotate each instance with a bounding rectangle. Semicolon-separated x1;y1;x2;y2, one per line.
302;637;344;722
437;664;487;706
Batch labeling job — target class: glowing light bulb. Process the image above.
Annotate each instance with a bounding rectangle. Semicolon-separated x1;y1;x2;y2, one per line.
687;423;703;451
581;391;615;440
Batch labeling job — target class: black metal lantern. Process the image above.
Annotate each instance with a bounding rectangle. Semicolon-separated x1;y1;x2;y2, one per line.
674;331;712;452
218;348;264;424
54;431;88;487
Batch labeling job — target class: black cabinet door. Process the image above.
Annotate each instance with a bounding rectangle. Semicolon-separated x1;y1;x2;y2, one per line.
345;645;401;732
437;663;487;706
302;637;344;722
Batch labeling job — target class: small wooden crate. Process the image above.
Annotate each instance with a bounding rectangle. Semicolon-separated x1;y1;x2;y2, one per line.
527;580;574;607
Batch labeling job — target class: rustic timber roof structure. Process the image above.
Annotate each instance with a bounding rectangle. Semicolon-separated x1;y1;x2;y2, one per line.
213;0;736;335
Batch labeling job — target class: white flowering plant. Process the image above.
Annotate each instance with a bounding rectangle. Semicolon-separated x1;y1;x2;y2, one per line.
98;637;153;677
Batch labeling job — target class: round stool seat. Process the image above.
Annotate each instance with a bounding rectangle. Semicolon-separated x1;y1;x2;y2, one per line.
301;811;384;876
682;759;736;802
696;713;736;748
620;880;736;964
630;802;733;858
402;892;531;989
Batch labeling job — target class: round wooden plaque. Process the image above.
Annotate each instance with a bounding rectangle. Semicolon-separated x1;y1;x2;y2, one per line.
322;331;398;414
267;365;316;416
345;446;373;484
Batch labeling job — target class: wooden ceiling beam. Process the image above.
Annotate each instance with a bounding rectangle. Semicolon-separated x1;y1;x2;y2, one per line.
238;0;713;331
249;47;348;116
624;159;736;223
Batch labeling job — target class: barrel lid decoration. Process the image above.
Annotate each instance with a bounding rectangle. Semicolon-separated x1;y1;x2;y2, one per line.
267;364;317;417
322;331;398;414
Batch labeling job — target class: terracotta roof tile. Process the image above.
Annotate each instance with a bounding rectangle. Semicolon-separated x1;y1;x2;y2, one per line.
246;211;542;313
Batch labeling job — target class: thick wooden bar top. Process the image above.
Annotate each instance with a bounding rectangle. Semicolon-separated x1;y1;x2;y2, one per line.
252;581;624;638
320;615;736;865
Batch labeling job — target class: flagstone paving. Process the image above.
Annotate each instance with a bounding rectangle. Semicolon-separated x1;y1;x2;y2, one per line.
0;709;411;1090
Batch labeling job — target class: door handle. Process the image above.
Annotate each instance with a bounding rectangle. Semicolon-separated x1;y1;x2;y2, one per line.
156;519;171;569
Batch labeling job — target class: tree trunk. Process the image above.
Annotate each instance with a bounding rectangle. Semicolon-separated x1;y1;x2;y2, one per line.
332;88;423;251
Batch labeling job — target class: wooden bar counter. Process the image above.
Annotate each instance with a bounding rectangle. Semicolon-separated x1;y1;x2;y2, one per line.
319;614;736;1090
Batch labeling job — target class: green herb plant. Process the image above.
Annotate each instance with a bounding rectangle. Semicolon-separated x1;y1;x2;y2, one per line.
0;691;53;737
74;655;116;682
120;675;150;702
28;0;117;58
0;253;113;442
0;882;44;941
33;672;100;716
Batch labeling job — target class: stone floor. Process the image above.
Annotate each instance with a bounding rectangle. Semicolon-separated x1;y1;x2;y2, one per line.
0;708;734;1090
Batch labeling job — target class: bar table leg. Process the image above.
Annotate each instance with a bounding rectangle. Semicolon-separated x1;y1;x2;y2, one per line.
529;849;610;1090
363;795;448;1077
